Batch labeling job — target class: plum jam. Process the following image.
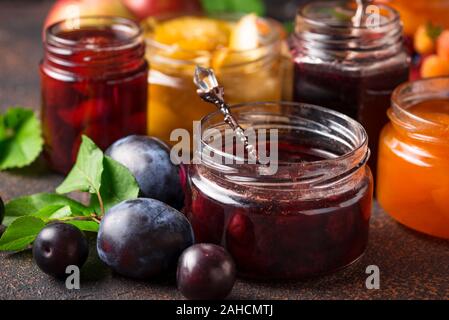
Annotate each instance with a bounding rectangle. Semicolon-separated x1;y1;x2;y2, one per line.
184;102;373;280
41;17;148;173
289;1;410;178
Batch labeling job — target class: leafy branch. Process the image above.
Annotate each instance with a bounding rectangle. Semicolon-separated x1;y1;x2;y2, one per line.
0;135;140;252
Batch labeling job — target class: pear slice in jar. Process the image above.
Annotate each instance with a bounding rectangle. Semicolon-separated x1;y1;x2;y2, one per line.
212;14;263;72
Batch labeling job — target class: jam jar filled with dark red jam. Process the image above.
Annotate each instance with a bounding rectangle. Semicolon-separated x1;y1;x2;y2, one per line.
41;17;148;173
184;102;373;280
289;0;409;178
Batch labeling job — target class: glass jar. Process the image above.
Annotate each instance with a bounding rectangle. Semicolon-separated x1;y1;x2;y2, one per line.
41;17;148;174
289;0;410;179
144;16;284;145
184;102;373;280
377;77;449;239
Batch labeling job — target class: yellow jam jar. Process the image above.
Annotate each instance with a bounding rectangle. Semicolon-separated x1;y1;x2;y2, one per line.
142;15;284;144
377;77;449;239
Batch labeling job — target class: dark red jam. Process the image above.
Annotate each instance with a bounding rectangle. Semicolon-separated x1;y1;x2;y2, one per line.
289;1;410;179
41;18;148;173
184;141;372;280
292;63;409;178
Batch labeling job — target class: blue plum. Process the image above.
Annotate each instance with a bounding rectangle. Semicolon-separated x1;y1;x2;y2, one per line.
33;223;89;278
105;135;184;210
0;196;4;225
177;244;236;300
97;198;194;279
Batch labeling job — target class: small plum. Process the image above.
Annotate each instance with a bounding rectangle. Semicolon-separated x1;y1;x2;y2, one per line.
105;135;184;210
177;244;236;300
33;223;89;278
0;196;4;225
97;198;194;279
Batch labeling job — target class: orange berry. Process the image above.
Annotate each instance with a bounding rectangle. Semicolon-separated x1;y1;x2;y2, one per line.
420;54;449;78
414;25;435;55
437;30;449;61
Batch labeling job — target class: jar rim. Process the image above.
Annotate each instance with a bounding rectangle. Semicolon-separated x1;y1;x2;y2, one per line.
197;101;369;187
297;0;400;30
143;15;283;66
390;76;449;136
45;16;142;51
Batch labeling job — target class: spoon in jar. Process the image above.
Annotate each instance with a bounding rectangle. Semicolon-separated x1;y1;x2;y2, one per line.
352;0;366;27
193;65;259;163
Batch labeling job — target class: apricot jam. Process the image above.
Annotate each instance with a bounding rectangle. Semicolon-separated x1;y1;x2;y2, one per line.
143;15;284;144
41;17;148;173
184;102;373;280
377;77;449;239
289;1;409;178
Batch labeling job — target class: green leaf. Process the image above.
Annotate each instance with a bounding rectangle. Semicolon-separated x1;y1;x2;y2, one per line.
201;0;265;15
201;0;227;13
0;216;46;251
0;108;43;170
4;193;91;226
32;205;73;220
90;156;140;214
66;220;99;232
426;22;443;41
228;0;265;15
56;135;104;195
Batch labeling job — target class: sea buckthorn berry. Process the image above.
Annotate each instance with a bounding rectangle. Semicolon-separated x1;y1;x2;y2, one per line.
414;25;435;55
420;54;449;78
437;30;449;61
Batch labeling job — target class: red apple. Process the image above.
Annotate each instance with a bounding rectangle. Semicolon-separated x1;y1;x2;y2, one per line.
43;0;136;37
122;0;202;21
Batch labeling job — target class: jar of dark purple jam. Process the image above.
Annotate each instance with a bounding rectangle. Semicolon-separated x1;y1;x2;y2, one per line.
289;0;409;179
184;102;373;280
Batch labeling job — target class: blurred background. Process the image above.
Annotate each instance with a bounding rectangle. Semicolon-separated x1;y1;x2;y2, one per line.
0;0;310;110
1;0;449;111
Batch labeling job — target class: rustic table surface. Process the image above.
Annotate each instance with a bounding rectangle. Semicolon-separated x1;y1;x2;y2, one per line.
0;0;448;300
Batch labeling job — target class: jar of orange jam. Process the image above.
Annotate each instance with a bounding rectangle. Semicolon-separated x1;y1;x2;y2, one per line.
377;77;449;239
142;15;284;144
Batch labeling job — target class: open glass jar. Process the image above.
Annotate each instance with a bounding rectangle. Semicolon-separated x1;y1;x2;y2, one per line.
143;16;284;144
41;17;148;173
184;102;373;280
377;77;449;239
289;0;409;178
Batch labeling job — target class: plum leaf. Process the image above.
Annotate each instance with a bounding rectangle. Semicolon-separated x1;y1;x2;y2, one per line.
0;216;46;252
56;135;104;195
90;155;140;214
3;193;91;226
0;107;43;170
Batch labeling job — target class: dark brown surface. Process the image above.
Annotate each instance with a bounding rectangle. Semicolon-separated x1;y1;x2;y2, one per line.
0;0;448;300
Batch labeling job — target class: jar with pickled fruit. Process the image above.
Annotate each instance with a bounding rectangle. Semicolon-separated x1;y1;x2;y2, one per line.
41;17;148;174
142;15;284;144
377;77;449;239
